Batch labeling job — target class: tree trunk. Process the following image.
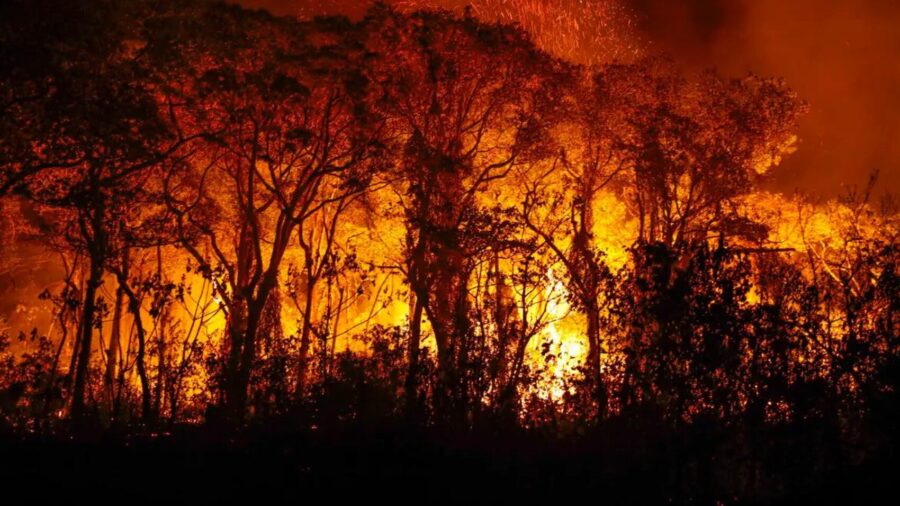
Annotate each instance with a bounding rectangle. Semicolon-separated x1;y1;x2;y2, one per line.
154;246;168;420
573;188;607;420
227;275;276;424
66;267;85;392
154;312;166;420
228;302;262;423
123;286;152;423
71;253;102;424
405;296;424;419
426;251;472;425
104;278;124;419
585;300;607;419
296;279;315;397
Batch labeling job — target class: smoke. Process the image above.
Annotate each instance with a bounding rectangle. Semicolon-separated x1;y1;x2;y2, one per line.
623;0;900;197
243;0;900;197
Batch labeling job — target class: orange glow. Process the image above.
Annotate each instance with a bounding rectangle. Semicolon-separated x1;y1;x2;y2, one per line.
0;0;896;431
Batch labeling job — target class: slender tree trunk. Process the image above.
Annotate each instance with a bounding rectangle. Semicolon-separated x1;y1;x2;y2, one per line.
490;254;513;399
296;279;315;396
574;190;607;420
154;246;168;420
120;283;152;423
405;296;424;419
43;305;72;428
71;251;103;424
66;270;85;391
104;278;124;419
71;194;109;426
154;315;166;420
134;303;153;423
585;301;607;419
329;286;344;379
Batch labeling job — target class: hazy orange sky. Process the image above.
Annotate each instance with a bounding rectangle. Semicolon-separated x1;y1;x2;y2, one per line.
239;0;900;198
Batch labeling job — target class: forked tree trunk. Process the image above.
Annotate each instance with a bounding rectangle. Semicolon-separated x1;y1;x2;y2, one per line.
120;283;152;423
71;201;107;425
71;256;101;423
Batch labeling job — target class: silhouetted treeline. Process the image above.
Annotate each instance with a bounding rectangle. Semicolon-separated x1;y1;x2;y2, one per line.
1;0;898;502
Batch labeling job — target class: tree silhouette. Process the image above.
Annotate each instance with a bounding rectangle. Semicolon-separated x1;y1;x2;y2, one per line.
0;3;897;501
148;4;385;422
363;6;567;422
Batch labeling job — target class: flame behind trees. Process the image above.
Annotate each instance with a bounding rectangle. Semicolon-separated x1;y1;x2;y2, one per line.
144;4;388;421
363;5;570;421
0;0;897;455
0;0;198;424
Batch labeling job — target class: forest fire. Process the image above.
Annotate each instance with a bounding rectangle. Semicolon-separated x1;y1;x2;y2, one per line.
1;0;898;502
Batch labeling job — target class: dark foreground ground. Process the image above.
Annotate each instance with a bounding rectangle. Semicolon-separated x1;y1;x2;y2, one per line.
1;423;897;504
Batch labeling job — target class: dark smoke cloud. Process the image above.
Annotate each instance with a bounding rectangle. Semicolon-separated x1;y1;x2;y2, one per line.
239;0;900;197
626;0;900;197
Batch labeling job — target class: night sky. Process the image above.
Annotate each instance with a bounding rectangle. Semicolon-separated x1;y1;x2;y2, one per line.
240;0;900;198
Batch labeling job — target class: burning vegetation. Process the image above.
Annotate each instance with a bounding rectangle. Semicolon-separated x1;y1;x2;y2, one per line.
0;0;898;502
